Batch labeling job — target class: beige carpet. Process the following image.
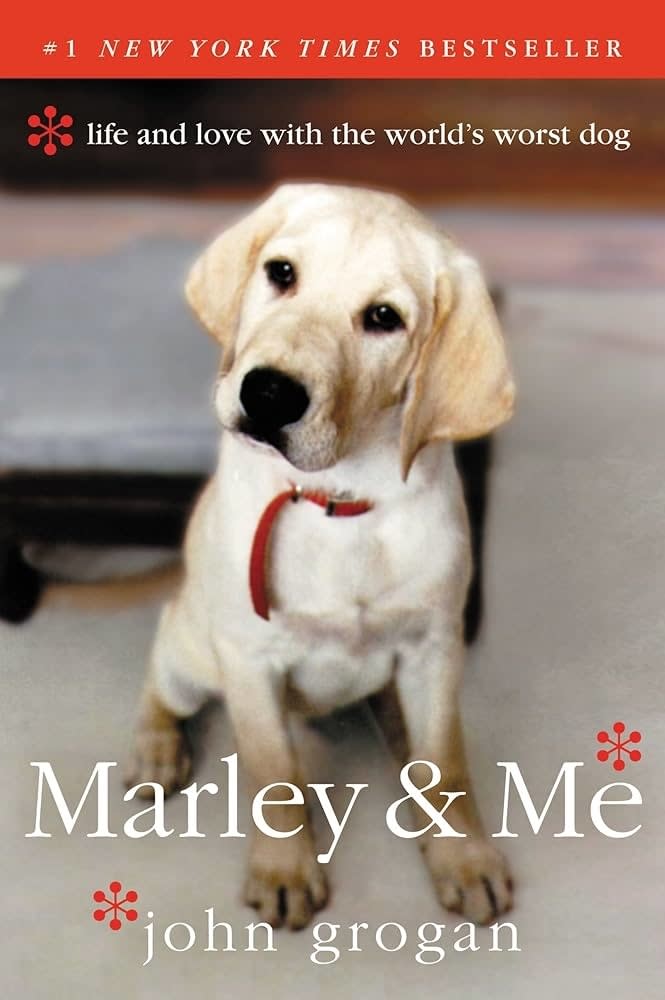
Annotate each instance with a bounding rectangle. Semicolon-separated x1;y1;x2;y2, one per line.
2;286;664;998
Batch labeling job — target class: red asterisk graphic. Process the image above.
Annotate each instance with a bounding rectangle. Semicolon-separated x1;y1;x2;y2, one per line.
27;105;74;156
92;881;139;931
596;722;642;771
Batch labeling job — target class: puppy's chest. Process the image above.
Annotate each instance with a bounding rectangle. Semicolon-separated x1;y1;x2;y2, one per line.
261;504;456;712
268;498;454;630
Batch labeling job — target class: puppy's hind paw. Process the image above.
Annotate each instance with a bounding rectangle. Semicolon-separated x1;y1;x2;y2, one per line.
125;723;192;798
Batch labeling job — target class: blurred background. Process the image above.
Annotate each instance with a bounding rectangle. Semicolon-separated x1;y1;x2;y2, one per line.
2;79;664;288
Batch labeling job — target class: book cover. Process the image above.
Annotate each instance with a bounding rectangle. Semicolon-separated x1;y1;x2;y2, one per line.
1;3;663;997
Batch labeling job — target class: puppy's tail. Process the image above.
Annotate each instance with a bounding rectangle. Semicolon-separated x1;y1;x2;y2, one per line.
41;561;183;613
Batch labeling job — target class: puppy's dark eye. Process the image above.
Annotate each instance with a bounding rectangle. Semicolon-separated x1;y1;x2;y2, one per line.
363;303;404;333
266;259;296;290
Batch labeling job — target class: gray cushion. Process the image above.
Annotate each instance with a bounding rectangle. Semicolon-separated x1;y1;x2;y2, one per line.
0;239;219;473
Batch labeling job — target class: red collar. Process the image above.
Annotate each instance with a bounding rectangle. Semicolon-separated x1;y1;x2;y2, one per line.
249;484;373;620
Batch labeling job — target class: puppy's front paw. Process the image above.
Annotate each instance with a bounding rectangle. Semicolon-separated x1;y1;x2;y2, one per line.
245;837;329;930
424;839;513;925
125;722;192;798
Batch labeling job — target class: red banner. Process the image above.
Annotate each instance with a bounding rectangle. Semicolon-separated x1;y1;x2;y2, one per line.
1;0;663;78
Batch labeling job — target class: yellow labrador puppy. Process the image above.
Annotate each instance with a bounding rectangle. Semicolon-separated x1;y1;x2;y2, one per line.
128;183;515;929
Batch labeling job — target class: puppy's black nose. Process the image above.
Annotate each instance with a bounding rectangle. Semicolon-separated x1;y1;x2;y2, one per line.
240;367;310;430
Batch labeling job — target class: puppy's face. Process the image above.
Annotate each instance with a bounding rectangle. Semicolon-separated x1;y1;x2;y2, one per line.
187;184;515;478
218;202;437;471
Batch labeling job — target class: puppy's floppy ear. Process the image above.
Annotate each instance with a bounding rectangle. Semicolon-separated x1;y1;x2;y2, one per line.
400;251;515;480
185;184;305;367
